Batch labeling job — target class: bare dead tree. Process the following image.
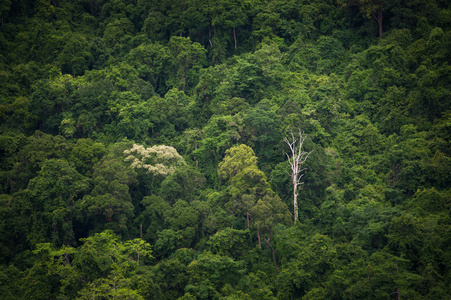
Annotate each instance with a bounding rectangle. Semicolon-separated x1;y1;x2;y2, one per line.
284;129;313;224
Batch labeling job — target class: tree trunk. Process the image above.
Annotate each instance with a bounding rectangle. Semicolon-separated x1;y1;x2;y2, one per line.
246;210;250;229
257;227;261;249
150;175;155;195
233;28;237;49
378;8;383;38
208;27;213;48
293;176;298;223
284;129;313;224
372;7;383;38
264;237;278;275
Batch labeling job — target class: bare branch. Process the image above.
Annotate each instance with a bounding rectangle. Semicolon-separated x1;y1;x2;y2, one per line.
284;129;313;223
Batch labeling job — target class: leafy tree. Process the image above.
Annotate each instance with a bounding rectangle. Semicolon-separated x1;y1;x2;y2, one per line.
0;132;26;173
103;17;134;48
77;272;145;300
209;0;248;50
207;227;250;260
218;144;258;180
339;0;385;38
159;165;206;203
73;230;152;299
153;229;183;260
243;100;281;166
114;88;192;143
185;252;245;298
89;37;111;70
0;0;11;26
154;248;194;300
76;154;137;236
164;199;199;246
250;194;291;275
190;63;230;124
228;43;284;102
314;250;422;299
0;131;74;201
167;36;206;92
139;195;171;240
122;238;152;266
69;138;107;175
0;96;37;131
16;158;88;246
28;74;79;134
193;114;245;184
218;144;271;227
57;33;93;76
125;41;170;94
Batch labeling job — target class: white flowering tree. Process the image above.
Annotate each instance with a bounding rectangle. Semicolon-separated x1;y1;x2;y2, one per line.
124;144;185;194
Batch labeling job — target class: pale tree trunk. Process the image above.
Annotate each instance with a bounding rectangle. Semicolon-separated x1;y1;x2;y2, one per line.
208;27;213;48
284;129;313;224
292;168;299;223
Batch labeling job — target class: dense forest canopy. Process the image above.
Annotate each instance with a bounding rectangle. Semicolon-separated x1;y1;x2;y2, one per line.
0;0;450;299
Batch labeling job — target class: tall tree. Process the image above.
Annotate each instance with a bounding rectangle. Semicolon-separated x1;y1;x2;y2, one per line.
251;194;291;275
284;129;313;224
18;159;89;246
0;0;11;26
76;155;137;236
339;0;384;38
167;36;206;92
218;144;271;227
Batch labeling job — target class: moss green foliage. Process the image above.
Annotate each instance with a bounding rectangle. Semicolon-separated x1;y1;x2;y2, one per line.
0;0;450;298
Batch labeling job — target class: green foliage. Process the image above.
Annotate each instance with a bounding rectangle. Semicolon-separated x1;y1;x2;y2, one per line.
251;195;291;234
159;165;206;202
221;145;271;197
69;138;107;175
58;33;93;76
0;0;450;298
15;158;89;247
76;154;137;235
313;250;422;299
167;36;207;92
207;228;250;260
140;194;170;238
186;252;246;298
218;144;258;181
